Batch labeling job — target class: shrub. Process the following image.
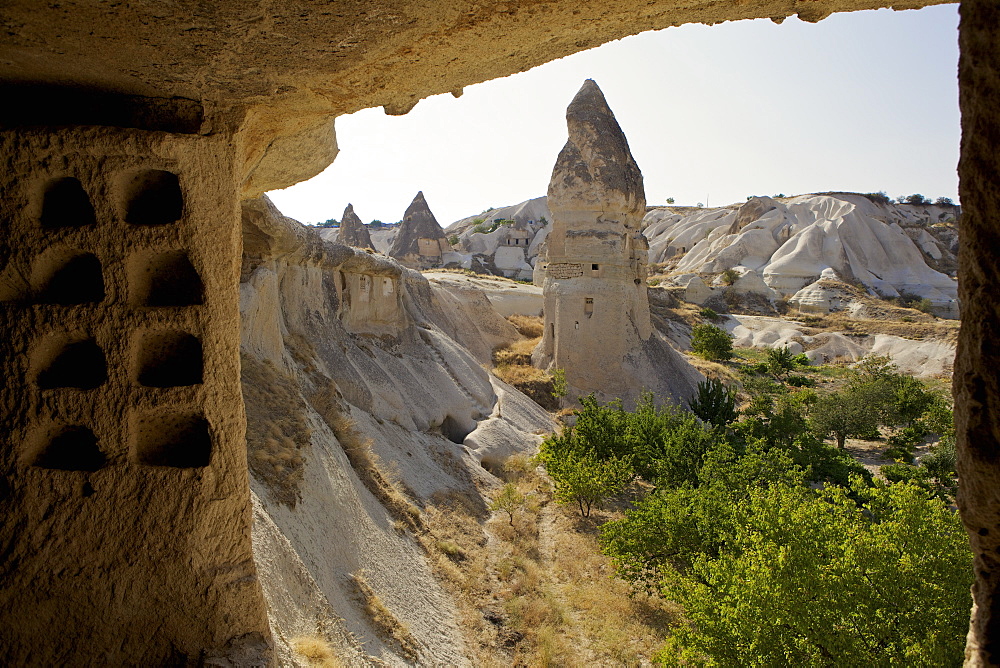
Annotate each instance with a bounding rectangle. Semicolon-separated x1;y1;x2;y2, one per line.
691;324;733;361
720;268;740;286
448;234;459;245
536;448;633;517
863;191;893;205
689;378;737;427
766;346;797;378
785;374;816;388
699;307;721;322
935;196;955;206
490;483;526;526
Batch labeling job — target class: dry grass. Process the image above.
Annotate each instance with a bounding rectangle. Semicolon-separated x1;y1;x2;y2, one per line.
349;570;420;660
492;363;558;410
684;354;741;384
493;337;540;366
241;354;310;507
794;310;959;343
506;314;544;339
421;456;677;666
309;388;423;532
291;636;344;668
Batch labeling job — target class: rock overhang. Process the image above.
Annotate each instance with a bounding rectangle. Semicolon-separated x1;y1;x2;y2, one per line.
0;0;949;196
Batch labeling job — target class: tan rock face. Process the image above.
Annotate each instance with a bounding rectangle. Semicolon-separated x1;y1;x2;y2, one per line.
0;127;269;665
955;1;1000;663
535;80;700;404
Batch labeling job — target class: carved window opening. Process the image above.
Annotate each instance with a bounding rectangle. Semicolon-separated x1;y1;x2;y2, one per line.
137;330;203;387
40;177;97;229
134;413;211;468
359;275;371;302
592;264;599;271
31;425;106;471
585;297;594;318
124;169;183;225
132;250;204;306
382;277;394;296
36;338;107;389
35;251;104;304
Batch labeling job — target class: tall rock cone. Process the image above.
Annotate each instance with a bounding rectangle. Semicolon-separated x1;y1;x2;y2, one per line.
336;203;374;249
533;79;701;405
388;191;450;269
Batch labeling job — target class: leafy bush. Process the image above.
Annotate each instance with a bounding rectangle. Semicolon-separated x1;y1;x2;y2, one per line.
535;446;633;517
448;234;459;245
489;483;526;526
785;374;816;388
698;307;721;322
935;196;955;206
691;324;733;361
863;191;892;205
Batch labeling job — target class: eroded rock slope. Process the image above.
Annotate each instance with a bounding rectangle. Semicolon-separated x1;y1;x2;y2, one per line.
240;196;554;666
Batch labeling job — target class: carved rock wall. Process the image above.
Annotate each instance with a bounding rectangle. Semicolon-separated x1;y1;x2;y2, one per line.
0;127;269;665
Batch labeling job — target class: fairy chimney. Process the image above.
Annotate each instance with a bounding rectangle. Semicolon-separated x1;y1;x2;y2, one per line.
336;203;374;249
533;79;700;404
388;191;450;268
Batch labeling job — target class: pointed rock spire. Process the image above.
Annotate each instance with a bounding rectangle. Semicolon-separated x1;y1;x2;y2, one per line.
388;191;448;267
547;79;645;219
336;203;374;249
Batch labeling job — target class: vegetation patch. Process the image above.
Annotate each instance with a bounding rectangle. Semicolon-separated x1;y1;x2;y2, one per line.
505;314;544;339
310;388;423;532
349;570;420;660
291;636;343;668
241;354;310;507
530;352;967;665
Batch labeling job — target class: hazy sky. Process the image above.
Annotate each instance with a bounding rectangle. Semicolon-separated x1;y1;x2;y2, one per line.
268;5;960;227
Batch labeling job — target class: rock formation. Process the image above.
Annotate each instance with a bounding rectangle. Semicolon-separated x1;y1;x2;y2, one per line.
241;196;553;664
533;80;700;404
645;193;960;317
336;203;374;249
0;0;995;663
388;191;452;269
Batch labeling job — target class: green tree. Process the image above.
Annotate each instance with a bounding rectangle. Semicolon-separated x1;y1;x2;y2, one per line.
489;483;526;526
447;234;459;246
689;378;737;427
550;368;567;399
766;345;797;378
691;324;733;361
809;388;878;448
655;481;971;666
538;449;633;517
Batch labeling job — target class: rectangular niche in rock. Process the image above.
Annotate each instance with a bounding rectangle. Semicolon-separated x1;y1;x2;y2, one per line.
34;336;107;389
28;424;106;471
129;250;204;307
39;177;97;229
32;249;105;304
123;169;183;225
136;329;203;387
132;412;211;468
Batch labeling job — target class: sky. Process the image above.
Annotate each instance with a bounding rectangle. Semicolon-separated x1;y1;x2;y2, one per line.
267;4;960;227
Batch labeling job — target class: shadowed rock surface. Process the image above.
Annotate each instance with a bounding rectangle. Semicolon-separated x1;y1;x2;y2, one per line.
336;203;374;249
388;191;451;268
